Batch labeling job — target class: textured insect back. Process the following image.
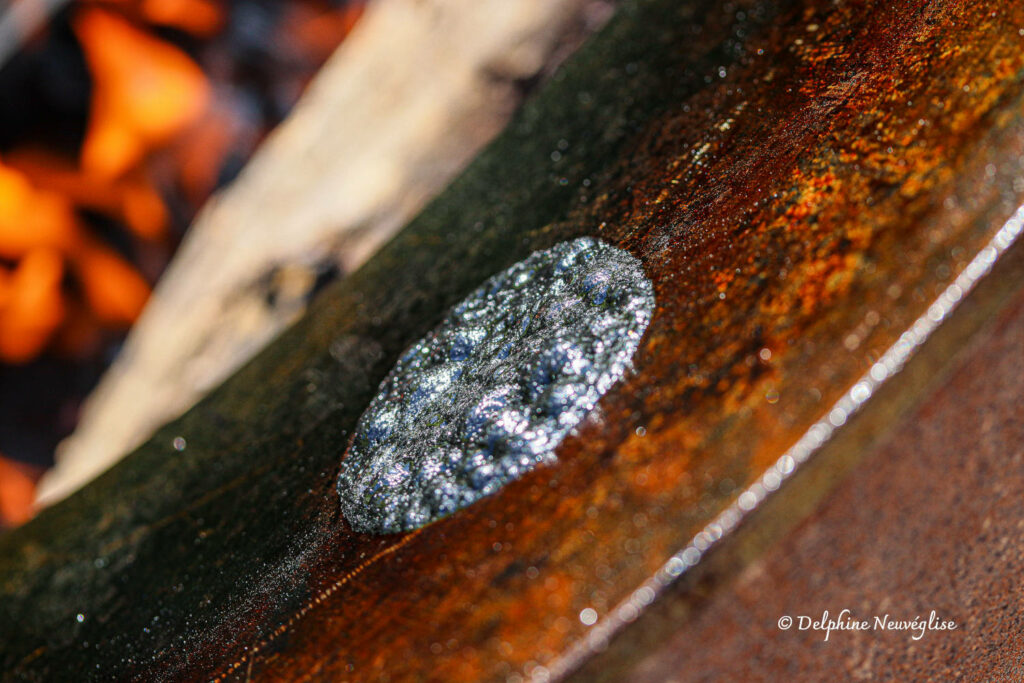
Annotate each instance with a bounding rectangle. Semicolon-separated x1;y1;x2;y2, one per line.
336;237;655;534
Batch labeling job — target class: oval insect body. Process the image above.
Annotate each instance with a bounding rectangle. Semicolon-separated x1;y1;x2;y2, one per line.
337;237;655;535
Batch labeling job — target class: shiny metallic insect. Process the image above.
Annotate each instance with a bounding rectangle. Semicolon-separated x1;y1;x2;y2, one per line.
337;237;655;534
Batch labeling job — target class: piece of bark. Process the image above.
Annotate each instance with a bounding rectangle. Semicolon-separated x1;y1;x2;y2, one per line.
607;246;1024;682
2;0;1023;680
36;0;616;505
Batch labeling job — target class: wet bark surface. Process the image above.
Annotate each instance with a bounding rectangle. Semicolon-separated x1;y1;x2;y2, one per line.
622;250;1024;682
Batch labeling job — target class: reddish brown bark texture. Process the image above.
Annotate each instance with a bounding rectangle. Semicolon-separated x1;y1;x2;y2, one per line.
624;250;1024;682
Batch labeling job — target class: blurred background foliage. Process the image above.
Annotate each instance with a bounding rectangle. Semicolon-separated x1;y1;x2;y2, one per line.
0;0;363;525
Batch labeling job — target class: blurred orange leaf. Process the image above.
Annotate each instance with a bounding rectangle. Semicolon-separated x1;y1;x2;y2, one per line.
0;163;80;258
0;455;39;527
6;148;168;241
0;249;66;363
74;240;151;327
75;8;210;179
142;0;225;37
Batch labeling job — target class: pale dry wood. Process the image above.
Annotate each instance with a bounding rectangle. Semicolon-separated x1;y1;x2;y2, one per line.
37;0;614;505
